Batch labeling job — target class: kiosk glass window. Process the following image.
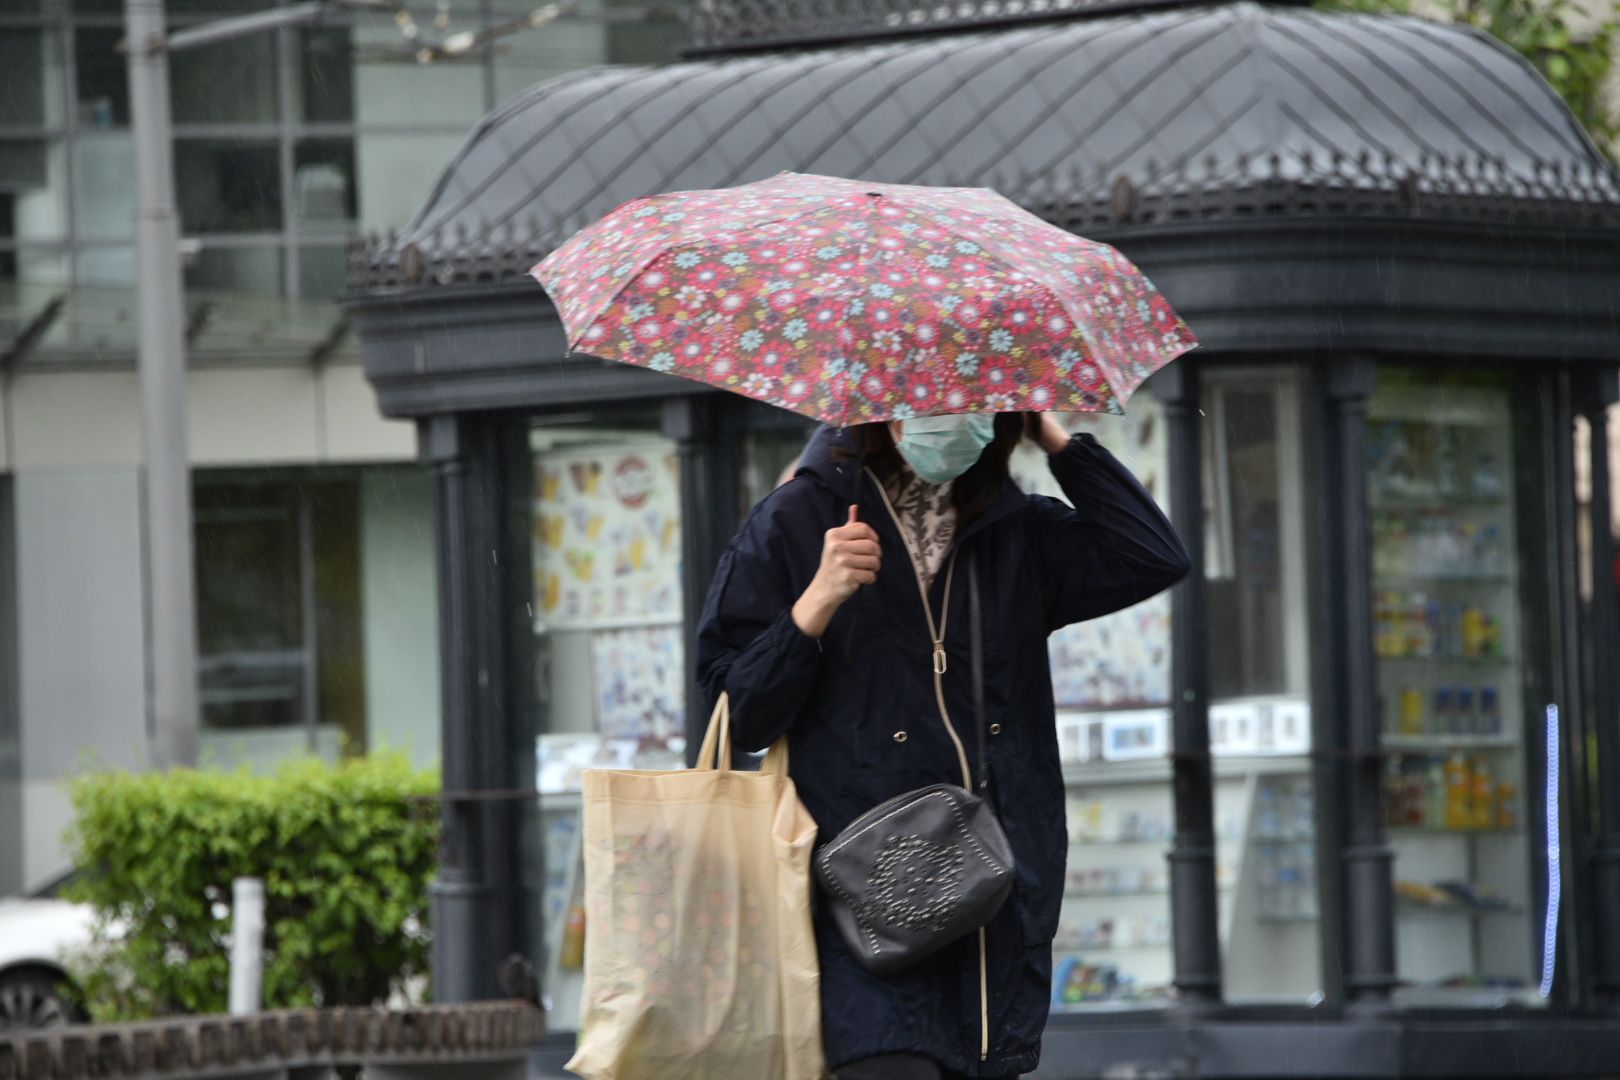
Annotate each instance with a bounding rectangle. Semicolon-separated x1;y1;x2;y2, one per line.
1010;389;1178;1010
1368;367;1551;1007
1203;367;1323;1003
528;409;685;1032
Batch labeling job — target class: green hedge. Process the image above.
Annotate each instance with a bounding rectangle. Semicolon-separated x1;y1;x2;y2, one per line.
63;754;440;1022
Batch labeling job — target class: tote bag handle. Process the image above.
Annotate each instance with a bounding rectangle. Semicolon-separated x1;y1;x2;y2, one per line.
695;692;789;776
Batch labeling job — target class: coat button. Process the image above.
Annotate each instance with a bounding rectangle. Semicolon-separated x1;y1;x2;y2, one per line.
893;731;908;744
989;723;1002;735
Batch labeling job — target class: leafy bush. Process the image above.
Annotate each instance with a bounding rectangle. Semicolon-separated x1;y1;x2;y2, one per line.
62;754;440;1022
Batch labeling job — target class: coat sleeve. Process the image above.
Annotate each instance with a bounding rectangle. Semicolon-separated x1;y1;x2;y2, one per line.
1031;432;1191;631
695;490;826;753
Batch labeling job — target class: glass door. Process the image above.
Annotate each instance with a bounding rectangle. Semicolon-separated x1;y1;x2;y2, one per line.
1366;367;1548;1007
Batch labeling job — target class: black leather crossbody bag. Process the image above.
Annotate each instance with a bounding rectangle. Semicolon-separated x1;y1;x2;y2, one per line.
813;558;1016;975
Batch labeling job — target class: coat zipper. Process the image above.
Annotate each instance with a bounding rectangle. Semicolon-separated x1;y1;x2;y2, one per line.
865;470;992;1063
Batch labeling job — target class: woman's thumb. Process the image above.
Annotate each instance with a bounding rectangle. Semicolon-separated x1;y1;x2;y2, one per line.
847;504;860;525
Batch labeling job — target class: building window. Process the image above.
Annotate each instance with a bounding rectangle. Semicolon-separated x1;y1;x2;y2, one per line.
170;35;279;126
73;27;128;129
194;475;365;761
175;138;283;233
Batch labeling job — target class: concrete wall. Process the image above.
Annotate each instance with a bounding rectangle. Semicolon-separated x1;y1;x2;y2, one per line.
5;363;412;472
0;476;19;897
360;467;440;771
13;469;148;888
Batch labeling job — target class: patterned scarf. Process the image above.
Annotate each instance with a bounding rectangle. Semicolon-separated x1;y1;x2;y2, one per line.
883;463;957;591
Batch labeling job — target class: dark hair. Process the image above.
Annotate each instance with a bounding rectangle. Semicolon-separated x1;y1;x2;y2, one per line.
856;412;1029;524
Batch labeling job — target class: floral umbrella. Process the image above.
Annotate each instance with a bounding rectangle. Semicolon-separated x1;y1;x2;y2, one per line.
532;172;1197;425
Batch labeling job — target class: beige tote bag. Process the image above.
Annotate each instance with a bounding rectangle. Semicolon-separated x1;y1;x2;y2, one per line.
565;693;827;1080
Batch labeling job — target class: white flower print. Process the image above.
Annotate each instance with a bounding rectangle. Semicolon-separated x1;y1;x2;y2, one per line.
649;351;676;372
955;240;981;254
673;252;700;269
954;353;980;377
628;302;655;320
721;252;749;267
740;330;765;351
869;282;894;299
989;328;1014;352
675;285;705;307
783;319;809;341
873;330;902;352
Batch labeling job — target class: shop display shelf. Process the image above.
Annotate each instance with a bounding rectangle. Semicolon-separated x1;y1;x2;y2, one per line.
1053;941;1174;953
1396;903;1525;918
1063;755;1310;787
1370;496;1509;510
1376;653;1518;666
1374;575;1514;587
1382;734;1518;751
1386;835;1522;841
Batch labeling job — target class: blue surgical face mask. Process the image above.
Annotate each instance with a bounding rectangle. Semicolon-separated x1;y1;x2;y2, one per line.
891;413;997;484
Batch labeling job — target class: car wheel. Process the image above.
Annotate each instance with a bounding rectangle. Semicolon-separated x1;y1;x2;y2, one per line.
0;971;77;1032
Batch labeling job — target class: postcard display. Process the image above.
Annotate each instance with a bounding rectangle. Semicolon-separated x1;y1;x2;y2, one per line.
1367;380;1537;1004
531;441;687;1029
1017;408;1318;1009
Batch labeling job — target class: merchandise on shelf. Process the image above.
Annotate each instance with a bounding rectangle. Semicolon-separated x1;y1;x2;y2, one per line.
1374;591;1503;663
1065;798;1174;845
1367;421;1506;505
1066;864;1167;896
1371;513;1509;580
1382;681;1507;739
1381;752;1518;831
1395;879;1515;912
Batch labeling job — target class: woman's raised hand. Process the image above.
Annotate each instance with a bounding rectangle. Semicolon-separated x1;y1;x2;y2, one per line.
792;505;881;638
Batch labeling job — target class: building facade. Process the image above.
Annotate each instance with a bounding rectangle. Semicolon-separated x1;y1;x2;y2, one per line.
349;1;1620;1075
0;0;686;896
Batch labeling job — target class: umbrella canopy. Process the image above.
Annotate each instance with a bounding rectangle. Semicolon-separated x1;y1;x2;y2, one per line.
532;172;1196;425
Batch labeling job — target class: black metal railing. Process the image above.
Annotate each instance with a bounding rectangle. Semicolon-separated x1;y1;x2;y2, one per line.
345;150;1620;293
682;0;1283;53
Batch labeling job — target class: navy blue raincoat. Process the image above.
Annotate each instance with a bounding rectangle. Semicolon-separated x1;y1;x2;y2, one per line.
696;425;1189;1077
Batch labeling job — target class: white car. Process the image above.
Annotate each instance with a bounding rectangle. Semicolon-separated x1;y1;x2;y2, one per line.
0;869;93;1031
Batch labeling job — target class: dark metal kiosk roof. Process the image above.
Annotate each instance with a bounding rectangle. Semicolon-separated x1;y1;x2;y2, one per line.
348;0;1620;414
382;1;1615;266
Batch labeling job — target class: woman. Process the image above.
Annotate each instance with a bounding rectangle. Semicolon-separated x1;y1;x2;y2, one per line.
695;412;1189;1079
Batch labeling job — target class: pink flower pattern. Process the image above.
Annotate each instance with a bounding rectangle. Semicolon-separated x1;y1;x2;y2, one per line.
533;172;1198;425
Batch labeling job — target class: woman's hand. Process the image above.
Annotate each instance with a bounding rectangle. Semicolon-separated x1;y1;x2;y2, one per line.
1032;413;1072;455
792;506;881;638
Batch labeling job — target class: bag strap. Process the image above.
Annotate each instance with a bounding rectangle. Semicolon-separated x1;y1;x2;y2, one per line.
695;691;791;776
695;692;733;771
969;556;987;795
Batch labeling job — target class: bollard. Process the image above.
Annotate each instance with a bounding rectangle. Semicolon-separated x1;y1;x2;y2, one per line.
228;878;264;1016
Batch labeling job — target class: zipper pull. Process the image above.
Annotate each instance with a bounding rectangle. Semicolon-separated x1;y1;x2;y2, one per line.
932;640;948;675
